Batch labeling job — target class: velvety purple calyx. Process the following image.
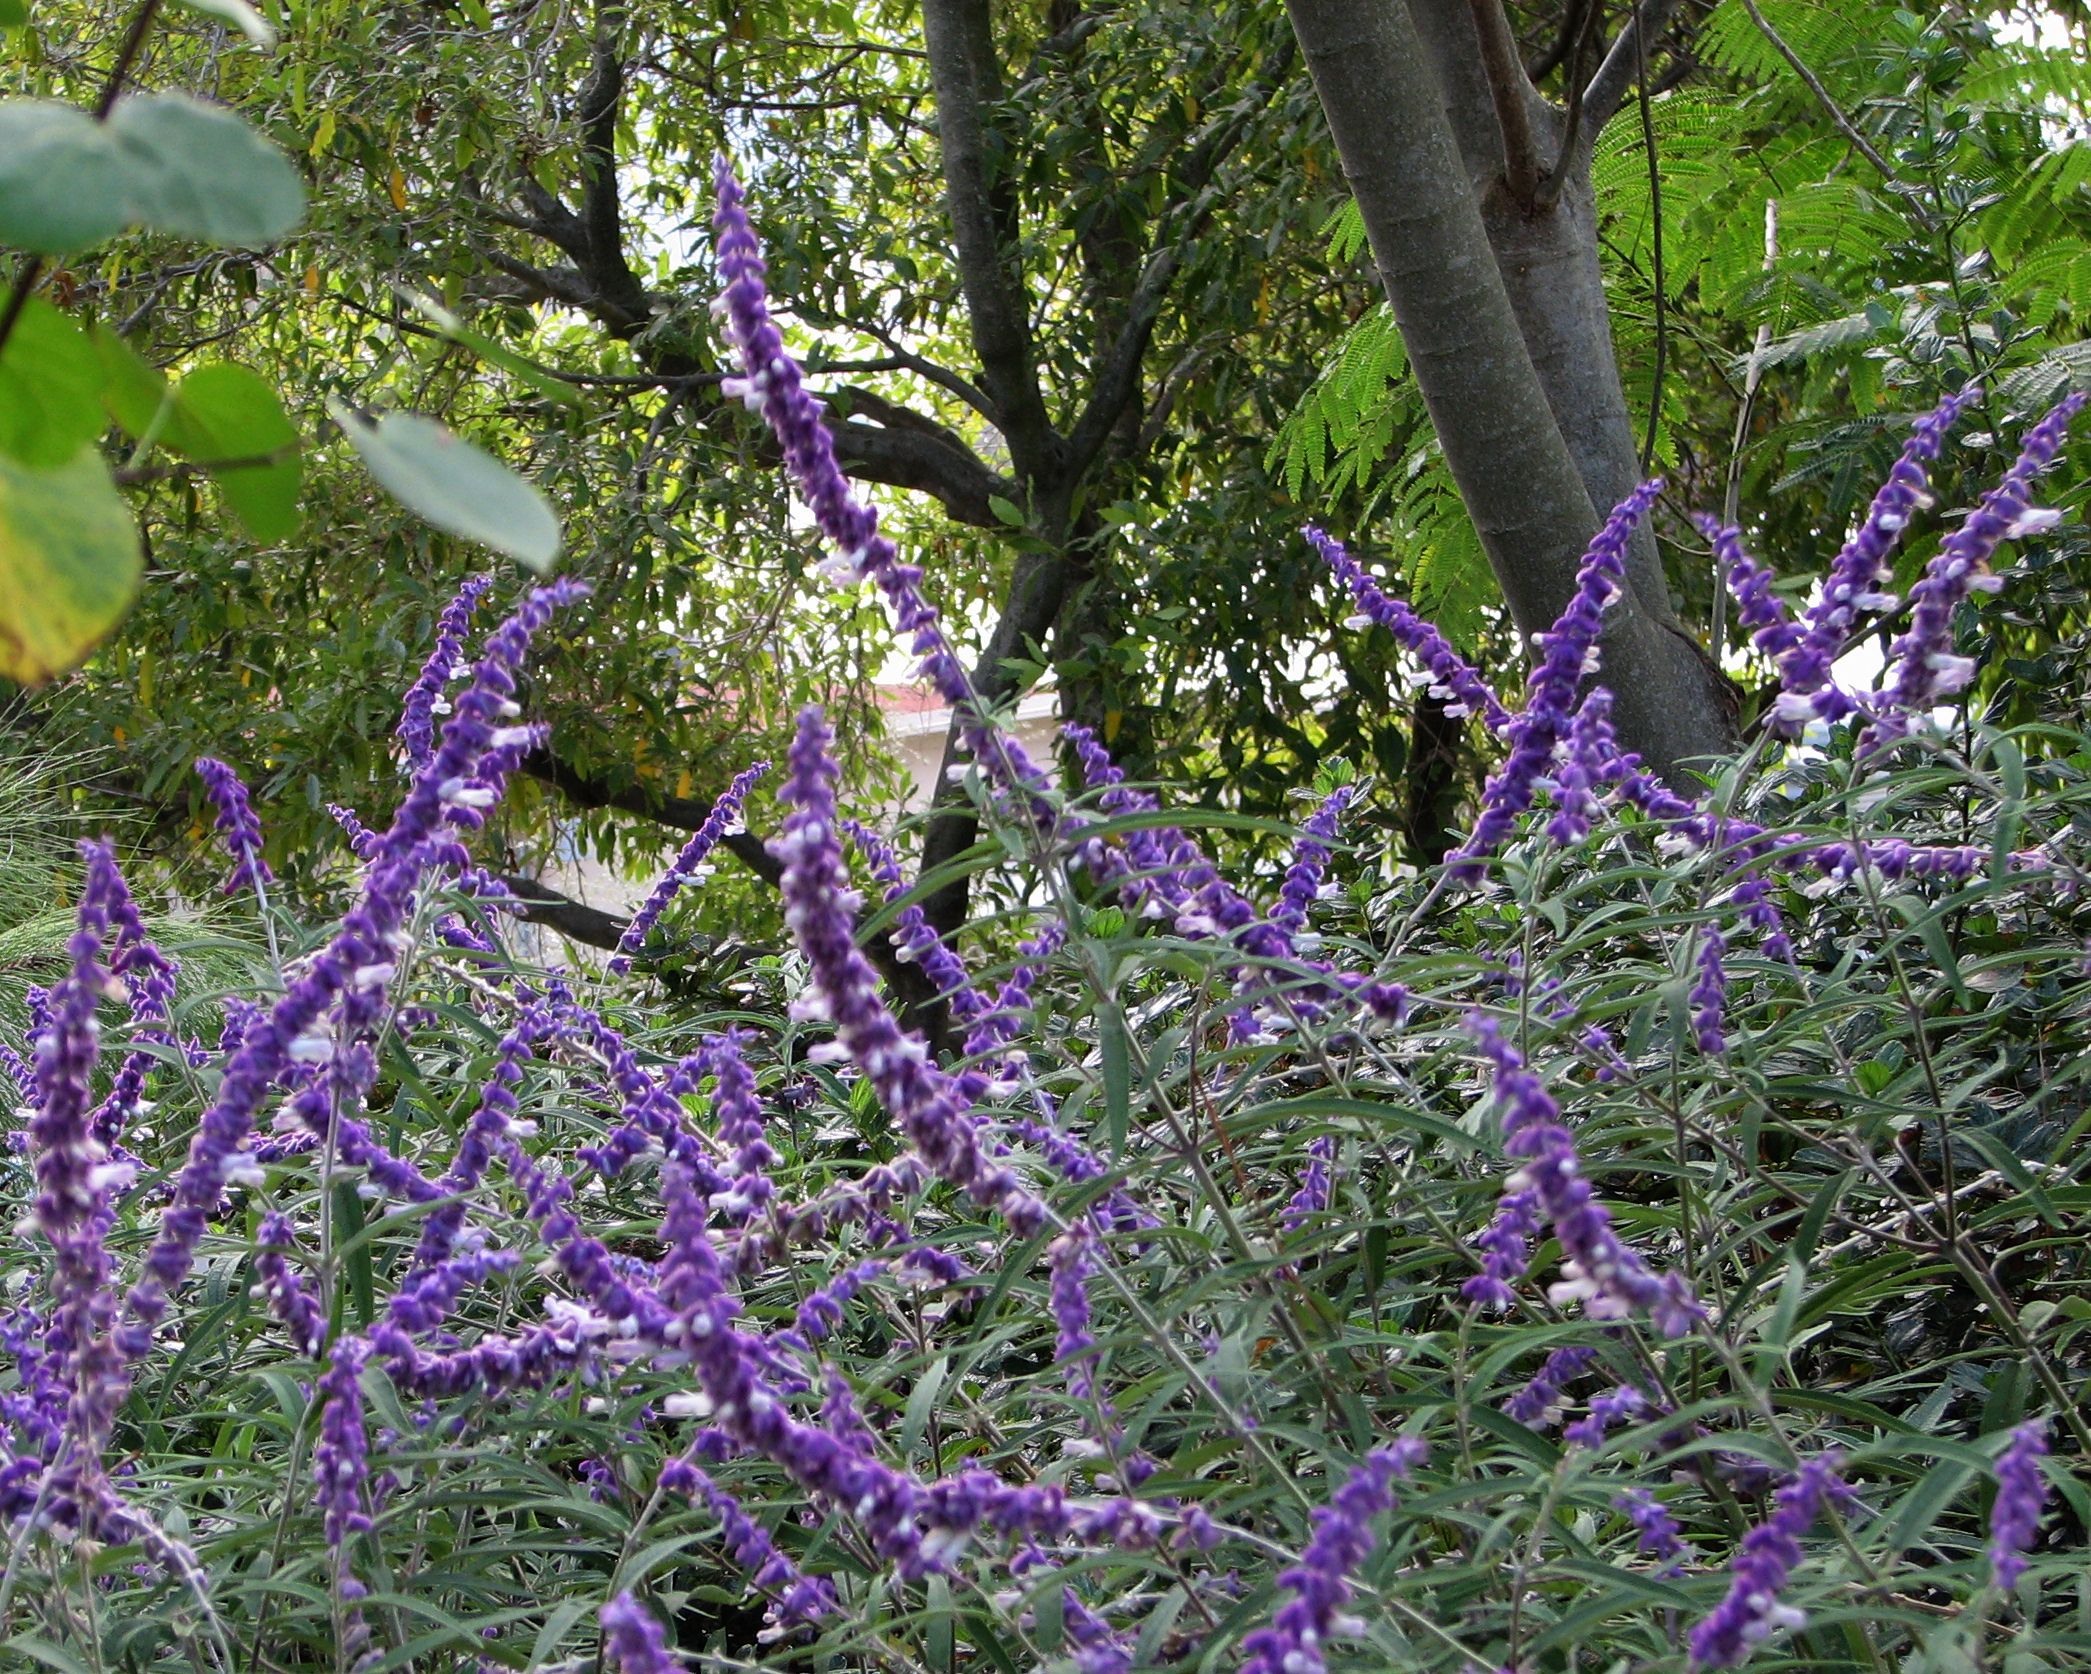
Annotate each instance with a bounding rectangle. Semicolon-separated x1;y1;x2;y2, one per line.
1502;1344;1597;1428
1691;929;1729;1055
665;1461;839;1633
1237;1438;1427;1674
194;757;274;898
397;573;494;771
1563;1385;1645;1448
601;1591;684;1674
1614;1488;1688;1576
1471;1017;1702;1336
84;846;179;1148
1988;1418;2049;1590
1449;482;1658;883
1283;1134;1336;1231
314;1333;374;1612
1688;1452;1847;1668
711;159;1052;815
612;760;770;975
773;707;1045;1235
1307;526;1510;732
1865;393;2085;751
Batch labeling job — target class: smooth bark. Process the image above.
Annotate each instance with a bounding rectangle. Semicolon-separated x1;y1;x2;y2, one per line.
1285;0;1734;782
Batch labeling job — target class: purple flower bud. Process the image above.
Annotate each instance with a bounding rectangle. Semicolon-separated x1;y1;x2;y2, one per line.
1688;1452;1846;1667
611;761;770;975
1989;1418;2049;1590
194;757;273;898
1691;929;1729;1055
1614;1487;1689;1576
1283;1134;1337;1231
313;1333;374;1605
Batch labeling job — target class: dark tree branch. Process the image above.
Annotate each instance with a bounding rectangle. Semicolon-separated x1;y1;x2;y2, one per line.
1577;0;1688;143
1062;40;1295;475
919;0;1060;480
522;748;950;1039
826;417;1018;529
496;875;631;951
1468;0;1542;208
1525;0;1592;85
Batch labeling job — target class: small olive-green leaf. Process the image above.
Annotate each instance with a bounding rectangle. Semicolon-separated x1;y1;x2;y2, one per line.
0;297;105;467
108;92;305;246
0;100;135;253
167;0;276;46
398;290;582;408
330;402;560;571
0;0;28;30
0;447;142;684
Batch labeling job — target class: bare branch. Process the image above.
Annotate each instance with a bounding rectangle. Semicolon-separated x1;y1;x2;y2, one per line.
1736;0;1919;194
1577;0;1687;142
1468;0;1541;208
497;875;632;952
919;0;1060;478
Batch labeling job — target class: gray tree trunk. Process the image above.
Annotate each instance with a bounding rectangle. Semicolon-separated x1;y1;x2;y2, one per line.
1285;0;1736;784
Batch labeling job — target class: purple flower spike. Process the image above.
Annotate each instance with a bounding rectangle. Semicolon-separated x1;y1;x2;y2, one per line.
1614;1487;1689;1576
314;1334;374;1601
1471;1018;1702;1335
1449;482;1658;883
1701;516;1804;671
1691;929;1729;1055
1464;1185;1542;1311
1283;1134;1337;1231
773;707;1045;1234
1989;1418;2049;1590
601;1591;684;1674
1865;394;2086;750
397;573;494;772
1238;1438;1426;1674
611;761;771;975
1780;390;1974;726
712;159;1052;810
1273;786;1352;940
194;757;273;898
1307;526;1511;732
29;845;126;1524
1688;1452;1846;1668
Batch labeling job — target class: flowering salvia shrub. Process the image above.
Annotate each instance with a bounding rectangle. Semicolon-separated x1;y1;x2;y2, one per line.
5;164;2088;1674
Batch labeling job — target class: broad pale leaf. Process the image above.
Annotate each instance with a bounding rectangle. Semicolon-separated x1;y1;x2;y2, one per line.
0;298;105;467
0;101;135;253
173;362;300;541
108;93;305;247
167;0;276;46
330;403;560;571
0;447;142;684
90;324;173;440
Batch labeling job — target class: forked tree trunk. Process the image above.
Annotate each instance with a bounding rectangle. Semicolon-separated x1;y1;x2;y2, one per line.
1284;0;1736;783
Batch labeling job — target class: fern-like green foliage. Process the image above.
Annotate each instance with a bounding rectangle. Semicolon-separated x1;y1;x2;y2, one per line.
1275;0;2091;653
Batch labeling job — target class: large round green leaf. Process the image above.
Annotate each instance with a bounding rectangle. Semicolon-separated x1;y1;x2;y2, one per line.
0;298;105;468
331;404;561;571
0;447;142;685
107;93;305;247
174;363;301;542
0;101;135;253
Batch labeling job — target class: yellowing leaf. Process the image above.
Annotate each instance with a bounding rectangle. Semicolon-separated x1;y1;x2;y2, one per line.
0;447;142;685
388;167;406;210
